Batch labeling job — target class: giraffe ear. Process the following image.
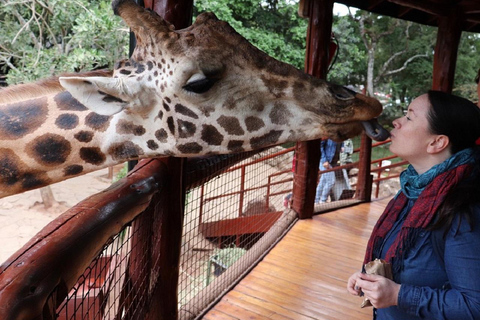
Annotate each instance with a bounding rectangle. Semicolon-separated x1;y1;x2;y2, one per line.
59;76;140;116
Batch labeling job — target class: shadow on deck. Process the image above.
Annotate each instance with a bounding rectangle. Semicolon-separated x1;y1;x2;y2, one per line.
202;197;391;320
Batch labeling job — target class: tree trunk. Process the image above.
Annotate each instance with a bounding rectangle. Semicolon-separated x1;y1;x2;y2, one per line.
40;186;55;209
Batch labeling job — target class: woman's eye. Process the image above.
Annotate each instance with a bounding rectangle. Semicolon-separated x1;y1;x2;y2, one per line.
405;116;411;121
183;78;217;94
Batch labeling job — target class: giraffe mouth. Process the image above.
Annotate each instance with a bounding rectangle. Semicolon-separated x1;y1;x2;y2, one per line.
325;118;389;142
361;119;390;141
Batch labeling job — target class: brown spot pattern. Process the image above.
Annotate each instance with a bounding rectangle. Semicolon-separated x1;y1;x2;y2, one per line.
250;130;283;149
201;125;223;146
175;104;198;119
108;141;144;161
85;113;111;132
54;92;88;111
177;120;196;138
155;129;168;143
147;140;159;150
64;165;83;176
177;142;203;154
74;131;94;143
55;113;79;130
0;98;48;140
116;119;146;136
245;117;265;132
26;134;71;166
227;140;244;152
80;147;106;165
269;103;292;125
217;116;244;136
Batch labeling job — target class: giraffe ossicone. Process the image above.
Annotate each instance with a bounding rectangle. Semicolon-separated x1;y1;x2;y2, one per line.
0;0;384;199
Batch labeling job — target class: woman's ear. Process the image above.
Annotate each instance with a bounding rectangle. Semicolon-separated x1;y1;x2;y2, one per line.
427;135;450;154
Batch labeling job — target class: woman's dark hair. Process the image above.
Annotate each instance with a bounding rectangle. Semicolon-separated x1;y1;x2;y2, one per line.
475;68;480;84
427;90;480;233
427;90;480;154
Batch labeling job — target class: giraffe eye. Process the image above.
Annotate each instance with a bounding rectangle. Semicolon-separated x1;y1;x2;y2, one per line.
183;77;217;94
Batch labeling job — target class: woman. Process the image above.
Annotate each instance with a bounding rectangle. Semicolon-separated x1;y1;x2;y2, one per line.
347;91;480;319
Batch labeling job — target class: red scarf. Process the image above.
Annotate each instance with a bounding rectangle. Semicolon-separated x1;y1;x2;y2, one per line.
364;163;472;274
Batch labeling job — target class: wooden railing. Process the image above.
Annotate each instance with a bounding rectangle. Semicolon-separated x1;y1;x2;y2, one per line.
0;140;403;319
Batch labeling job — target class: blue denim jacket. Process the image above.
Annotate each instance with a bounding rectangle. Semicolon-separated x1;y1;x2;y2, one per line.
375;199;480;319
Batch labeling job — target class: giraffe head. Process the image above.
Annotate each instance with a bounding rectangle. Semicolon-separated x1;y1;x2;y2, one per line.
60;0;384;156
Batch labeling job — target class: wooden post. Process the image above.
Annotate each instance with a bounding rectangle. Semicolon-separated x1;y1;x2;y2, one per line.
432;10;462;93
355;132;373;202
292;0;334;219
126;1;192;319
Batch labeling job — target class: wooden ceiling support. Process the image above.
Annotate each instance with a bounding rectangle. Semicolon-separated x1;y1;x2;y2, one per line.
432;10;463;92
292;0;334;219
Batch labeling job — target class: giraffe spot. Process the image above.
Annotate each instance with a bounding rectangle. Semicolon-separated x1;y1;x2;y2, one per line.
119;69;132;75
167;117;175;135
85;112;111;132
0;149;48;190
217;116;244;136
54;92;88;111
27;134;71;166
64;165;83;176
227;140;244;152
0;149;21;185
269;102;292;125
261;75;288;98
201;125;223;146
55;113;79;130
108;141;144;161
74;130;94;143
175;104;198;119
177;142;203;154
158;110;164;120
177;120;196;138
135;64;146;74
250;130;283;149
245;117;265;132
147;140;159;150
147;61;154;70
0;98;48;140
80;147;106;165
222;97;237;110
21;172;47;190
165;97;171;103
155;129;168;143
163;101;171;112
116;119;146;136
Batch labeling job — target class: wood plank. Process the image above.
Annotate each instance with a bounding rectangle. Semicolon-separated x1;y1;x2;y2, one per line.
201;197;391;320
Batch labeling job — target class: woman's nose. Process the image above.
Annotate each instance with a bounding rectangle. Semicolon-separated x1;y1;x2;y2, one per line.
392;118;400;128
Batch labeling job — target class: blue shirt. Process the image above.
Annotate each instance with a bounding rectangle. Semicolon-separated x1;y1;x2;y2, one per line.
320;139;339;164
375;199;480;319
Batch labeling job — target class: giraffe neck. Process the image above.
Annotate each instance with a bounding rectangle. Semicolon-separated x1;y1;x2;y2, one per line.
0;74;313;199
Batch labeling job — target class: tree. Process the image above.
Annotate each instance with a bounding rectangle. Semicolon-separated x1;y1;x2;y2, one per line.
0;0;128;85
194;0;308;70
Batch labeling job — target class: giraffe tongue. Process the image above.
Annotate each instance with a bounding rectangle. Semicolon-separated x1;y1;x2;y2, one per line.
361;119;390;141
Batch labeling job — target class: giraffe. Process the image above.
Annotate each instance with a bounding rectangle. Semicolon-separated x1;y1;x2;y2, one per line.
0;0;385;200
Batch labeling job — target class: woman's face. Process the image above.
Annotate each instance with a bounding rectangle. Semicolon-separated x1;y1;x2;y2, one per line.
389;94;436;164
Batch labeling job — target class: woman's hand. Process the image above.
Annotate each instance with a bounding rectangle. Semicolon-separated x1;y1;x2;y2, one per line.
347;272;401;309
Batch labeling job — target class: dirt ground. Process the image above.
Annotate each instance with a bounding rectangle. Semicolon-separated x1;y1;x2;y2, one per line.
0;168;116;263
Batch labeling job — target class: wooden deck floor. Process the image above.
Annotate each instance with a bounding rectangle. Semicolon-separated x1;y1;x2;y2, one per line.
202;197;391;320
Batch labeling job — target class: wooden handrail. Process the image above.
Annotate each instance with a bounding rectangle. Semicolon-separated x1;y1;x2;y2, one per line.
0;158;167;320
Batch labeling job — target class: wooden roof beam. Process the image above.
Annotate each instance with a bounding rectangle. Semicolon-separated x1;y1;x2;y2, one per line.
388;0;449;16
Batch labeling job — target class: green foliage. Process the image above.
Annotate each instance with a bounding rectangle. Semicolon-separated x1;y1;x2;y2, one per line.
194;0;308;69
0;0;128;84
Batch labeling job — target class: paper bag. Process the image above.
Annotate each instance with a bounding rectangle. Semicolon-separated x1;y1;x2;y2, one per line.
360;258;393;308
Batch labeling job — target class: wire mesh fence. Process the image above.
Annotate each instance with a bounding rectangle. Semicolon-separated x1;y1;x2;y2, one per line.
46;146;296;319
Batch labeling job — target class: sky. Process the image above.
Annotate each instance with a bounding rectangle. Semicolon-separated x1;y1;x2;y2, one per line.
333;3;357;16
